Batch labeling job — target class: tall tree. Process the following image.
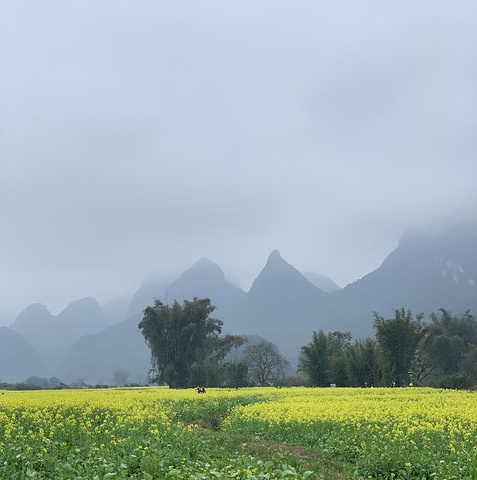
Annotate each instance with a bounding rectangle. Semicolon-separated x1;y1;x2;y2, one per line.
298;330;351;386
346;338;382;387
222;361;249;388
424;309;477;375
327;331;352;386
373;307;425;385
138;297;243;388
244;340;288;386
298;330;329;386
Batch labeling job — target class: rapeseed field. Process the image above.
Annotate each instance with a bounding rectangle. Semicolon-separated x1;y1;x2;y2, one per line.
1;387;476;479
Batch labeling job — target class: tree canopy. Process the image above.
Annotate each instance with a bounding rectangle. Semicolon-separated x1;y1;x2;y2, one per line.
138;297;243;388
373;308;425;385
298;308;477;389
299;330;351;386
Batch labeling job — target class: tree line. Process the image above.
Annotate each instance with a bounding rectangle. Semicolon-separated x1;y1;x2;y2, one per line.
299;307;477;388
139;298;477;389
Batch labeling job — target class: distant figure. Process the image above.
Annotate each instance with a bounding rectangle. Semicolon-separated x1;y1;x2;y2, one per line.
391;381;396;387
196;386;206;394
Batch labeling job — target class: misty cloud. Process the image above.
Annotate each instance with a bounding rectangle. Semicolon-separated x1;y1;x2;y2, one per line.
1;1;476;320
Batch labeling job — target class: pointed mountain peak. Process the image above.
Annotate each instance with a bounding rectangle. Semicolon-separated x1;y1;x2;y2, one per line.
267;249;283;263
249;251;321;298
260;250;295;272
262;250;298;273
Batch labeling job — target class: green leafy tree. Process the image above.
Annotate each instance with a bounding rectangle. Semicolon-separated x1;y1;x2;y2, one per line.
298;330;351;386
424;309;477;375
138;297;243;388
327;331;352;386
459;344;477;381
298;330;329;386
222;361;249;388
373;307;425;386
346;338;382;386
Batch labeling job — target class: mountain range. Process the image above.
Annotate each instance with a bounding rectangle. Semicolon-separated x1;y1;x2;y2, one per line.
2;225;476;384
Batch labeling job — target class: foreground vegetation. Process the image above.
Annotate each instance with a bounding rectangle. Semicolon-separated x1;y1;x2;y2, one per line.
1;387;477;479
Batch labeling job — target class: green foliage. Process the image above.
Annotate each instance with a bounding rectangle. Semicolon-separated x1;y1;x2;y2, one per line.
436;372;474;389
138;297;243;388
299;308;477;388
222;361;249;388
298;331;351;386
424;309;477;374
298;330;328;386
373;307;425;385
345;338;382;387
460;344;477;379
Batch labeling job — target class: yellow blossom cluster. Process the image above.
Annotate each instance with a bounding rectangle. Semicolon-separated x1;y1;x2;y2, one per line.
1;386;476;478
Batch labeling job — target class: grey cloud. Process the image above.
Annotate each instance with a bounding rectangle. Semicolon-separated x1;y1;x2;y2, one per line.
1;0;476;321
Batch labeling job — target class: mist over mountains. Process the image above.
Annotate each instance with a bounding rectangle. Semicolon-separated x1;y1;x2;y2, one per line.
2;225;476;385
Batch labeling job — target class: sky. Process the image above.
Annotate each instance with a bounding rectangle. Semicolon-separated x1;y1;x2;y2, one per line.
1;1;476;322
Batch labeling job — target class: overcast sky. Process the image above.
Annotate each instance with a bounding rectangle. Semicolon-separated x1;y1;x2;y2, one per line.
1;1;476;322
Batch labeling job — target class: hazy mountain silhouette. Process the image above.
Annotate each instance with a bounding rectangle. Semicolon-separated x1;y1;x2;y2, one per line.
0;327;44;382
58;260;247;383
11;298;106;373
127;259;245;320
166;258;245;321
101;295;131;326
57;313;149;385
9;224;477;383
248;250;320;299
238;250;329;357
127;276;172;318
302;271;341;292
56;228;477;381
327;225;477;337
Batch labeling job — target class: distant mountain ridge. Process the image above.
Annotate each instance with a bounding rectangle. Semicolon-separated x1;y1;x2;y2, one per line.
328;225;477;337
56;314;149;385
6;224;476;383
10;297;106;373
233;250;328;356
301;271;340;292
0;327;44;382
